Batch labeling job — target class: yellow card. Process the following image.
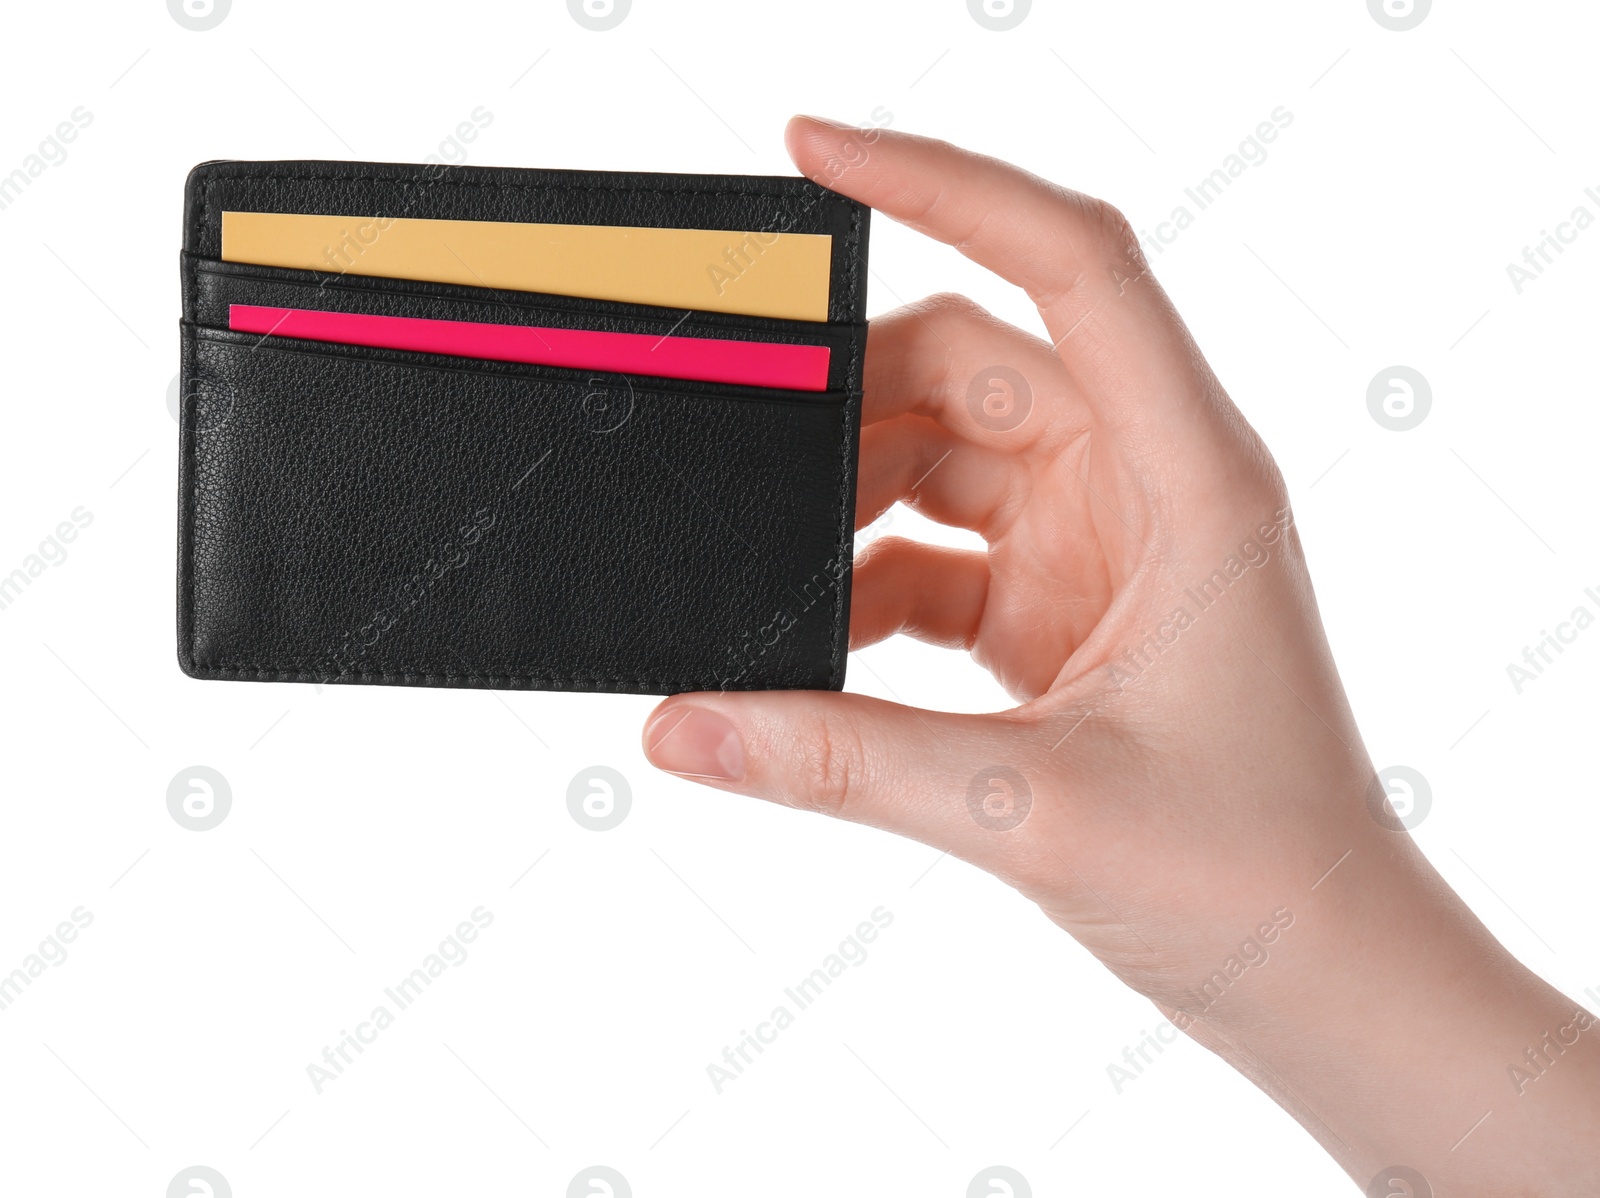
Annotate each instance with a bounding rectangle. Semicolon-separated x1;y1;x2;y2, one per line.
221;211;833;322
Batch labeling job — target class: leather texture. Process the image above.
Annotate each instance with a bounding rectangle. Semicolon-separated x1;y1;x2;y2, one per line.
178;160;870;694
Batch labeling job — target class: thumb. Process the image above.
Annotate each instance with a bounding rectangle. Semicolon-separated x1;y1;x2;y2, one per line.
641;691;1050;868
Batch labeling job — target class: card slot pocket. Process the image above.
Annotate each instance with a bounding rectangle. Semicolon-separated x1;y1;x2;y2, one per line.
178;330;856;693
184;162;868;324
187;254;857;336
187;256;857;392
186;323;847;408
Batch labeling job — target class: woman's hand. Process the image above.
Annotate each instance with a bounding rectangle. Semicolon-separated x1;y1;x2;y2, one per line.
642;117;1600;1195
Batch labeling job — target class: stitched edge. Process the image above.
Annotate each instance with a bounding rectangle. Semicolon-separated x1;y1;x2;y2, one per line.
186;663;749;688
827;200;863;690
180;246;200;675
193;170;840;209
184;168;866;691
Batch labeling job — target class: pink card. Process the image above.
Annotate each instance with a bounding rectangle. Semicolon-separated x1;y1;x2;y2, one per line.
228;304;831;392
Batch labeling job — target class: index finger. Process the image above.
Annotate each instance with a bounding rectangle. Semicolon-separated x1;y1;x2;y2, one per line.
785;116;1221;437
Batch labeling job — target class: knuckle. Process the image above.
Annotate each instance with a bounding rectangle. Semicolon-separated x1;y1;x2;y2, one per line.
1000;844;1064;899
1100;200;1137;243
792;718;866;820
855;534;915;569
1236;424;1292;509
1100;206;1141;265
917;290;987;325
1077;191;1130;236
1259;452;1291;508
1065;190;1140;265
908;293;984;403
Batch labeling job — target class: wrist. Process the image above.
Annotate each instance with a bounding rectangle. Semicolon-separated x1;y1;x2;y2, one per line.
1177;827;1600;1194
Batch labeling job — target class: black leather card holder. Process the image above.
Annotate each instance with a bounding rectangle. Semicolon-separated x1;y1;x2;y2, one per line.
178;160;870;694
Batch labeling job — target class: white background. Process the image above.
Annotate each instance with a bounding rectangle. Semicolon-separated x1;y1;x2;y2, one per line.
1;0;1596;1194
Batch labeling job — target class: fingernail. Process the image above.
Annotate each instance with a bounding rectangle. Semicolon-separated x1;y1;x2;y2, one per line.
793;114;852;130
644;707;745;781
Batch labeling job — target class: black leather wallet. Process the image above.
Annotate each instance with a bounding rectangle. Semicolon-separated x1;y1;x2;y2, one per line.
178;160;870;694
